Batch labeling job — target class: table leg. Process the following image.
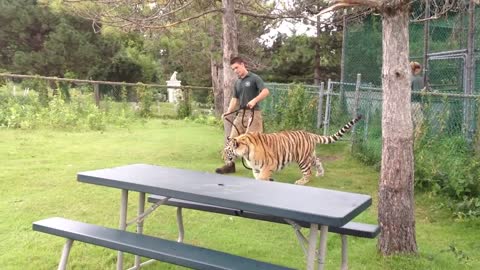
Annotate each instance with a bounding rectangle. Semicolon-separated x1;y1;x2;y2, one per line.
176;207;184;242
57;239;74;270
306;223;319;270
117;189;128;270
317;225;328;270
341;235;348;270
134;192;146;269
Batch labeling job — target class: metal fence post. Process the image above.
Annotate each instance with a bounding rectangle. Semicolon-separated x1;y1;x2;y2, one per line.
354;73;362;119
317;82;325;129
323;79;332;136
363;88;372;142
350;74;362;152
94;83;100;107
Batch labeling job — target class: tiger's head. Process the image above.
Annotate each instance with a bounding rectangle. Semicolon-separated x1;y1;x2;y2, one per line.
223;134;250;162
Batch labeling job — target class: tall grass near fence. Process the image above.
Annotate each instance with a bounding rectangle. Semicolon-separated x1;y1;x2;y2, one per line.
351;90;480;218
264;84;319;132
0;81;137;130
0;76;219;130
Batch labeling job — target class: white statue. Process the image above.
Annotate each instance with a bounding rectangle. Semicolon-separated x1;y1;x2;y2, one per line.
169;71;178;81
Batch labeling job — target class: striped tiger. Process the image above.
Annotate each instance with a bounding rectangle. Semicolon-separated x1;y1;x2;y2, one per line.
224;115;362;185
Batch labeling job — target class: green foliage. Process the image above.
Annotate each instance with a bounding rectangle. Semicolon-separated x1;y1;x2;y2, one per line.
415;135;480;217
261;33;341;84
147;24;213;86
267;84;318;131
329;91;352;128
0;1;161;84
137;86;154;118
0;83;137;131
185;115;223;129
351;108;382;169
176;89;192;119
353;96;480;217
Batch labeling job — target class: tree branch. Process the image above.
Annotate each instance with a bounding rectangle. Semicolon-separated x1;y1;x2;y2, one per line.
235;9;316;23
147;8;222;30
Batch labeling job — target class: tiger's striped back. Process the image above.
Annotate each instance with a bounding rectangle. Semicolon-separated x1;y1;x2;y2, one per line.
254;115;361;170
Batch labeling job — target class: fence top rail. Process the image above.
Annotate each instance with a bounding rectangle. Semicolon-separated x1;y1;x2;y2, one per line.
330;80;480;98
0;73;213;90
266;82;320;88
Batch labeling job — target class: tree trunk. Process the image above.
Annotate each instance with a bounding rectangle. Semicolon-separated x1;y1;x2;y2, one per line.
314;15;322;85
222;0;238;141
211;56;224;116
209;21;224;117
378;3;417;255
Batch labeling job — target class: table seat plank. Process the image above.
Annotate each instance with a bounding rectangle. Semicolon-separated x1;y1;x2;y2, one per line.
33;217;294;270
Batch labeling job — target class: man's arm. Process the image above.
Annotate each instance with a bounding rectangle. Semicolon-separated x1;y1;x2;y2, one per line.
246;88;269;109
222;98;239;118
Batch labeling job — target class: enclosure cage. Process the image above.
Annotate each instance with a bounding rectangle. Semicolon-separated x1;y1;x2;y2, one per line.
342;5;480;94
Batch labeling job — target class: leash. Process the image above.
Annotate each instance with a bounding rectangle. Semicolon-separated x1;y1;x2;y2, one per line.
223;106;255;135
223;106;255;170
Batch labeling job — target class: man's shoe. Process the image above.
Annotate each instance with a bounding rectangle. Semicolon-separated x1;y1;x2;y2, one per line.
215;162;236;174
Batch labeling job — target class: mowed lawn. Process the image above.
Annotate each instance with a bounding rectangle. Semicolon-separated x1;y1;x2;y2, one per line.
0;119;478;269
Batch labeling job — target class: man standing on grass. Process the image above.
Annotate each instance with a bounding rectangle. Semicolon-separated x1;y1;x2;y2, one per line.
215;56;270;174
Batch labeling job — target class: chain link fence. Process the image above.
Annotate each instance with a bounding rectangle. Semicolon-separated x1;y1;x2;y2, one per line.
343;5;480;93
264;78;480;168
264;79;479;215
0;74;215;130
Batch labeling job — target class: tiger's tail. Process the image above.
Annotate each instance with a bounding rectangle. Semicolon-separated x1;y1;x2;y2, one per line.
314;115;362;144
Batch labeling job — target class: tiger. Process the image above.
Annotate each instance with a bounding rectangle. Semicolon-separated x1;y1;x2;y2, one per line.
223;115;362;185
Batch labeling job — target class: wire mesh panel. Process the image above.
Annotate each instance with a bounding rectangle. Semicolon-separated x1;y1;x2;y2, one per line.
343;5;479;94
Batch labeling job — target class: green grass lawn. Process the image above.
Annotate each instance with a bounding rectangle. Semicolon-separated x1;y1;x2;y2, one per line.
0;119;478;269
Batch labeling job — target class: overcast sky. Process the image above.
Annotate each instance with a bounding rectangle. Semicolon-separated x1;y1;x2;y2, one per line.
260;20;317;47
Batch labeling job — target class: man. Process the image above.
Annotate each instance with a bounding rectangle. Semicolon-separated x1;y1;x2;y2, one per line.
410;61;424;91
215;56;270;174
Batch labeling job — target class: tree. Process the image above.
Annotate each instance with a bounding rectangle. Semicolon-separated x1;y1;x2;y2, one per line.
63;0;309;138
221;0;238;139
319;0;472;255
261;33;341;84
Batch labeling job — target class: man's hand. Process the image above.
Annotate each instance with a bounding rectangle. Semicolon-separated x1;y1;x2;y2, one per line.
246;99;257;109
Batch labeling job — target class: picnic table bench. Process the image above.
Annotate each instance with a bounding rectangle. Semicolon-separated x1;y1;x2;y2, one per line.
33;217;293;270
32;164;377;270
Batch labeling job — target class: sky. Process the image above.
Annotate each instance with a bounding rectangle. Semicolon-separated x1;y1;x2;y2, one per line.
259;1;332;46
259;19;317;47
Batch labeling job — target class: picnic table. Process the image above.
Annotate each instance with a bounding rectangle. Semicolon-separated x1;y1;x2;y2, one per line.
33;164;374;270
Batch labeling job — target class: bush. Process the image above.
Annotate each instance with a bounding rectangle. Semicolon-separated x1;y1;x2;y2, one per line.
137;86;154;118
415;136;480;205
176;89;192;119
185;115;223;129
0;82;137;131
352;102;480;217
267;84;318;131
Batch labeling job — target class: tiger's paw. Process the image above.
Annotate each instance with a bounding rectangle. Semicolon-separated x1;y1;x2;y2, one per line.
294;179;309;185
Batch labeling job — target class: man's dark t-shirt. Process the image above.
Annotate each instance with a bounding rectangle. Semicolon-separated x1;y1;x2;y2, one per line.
233;72;265;110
